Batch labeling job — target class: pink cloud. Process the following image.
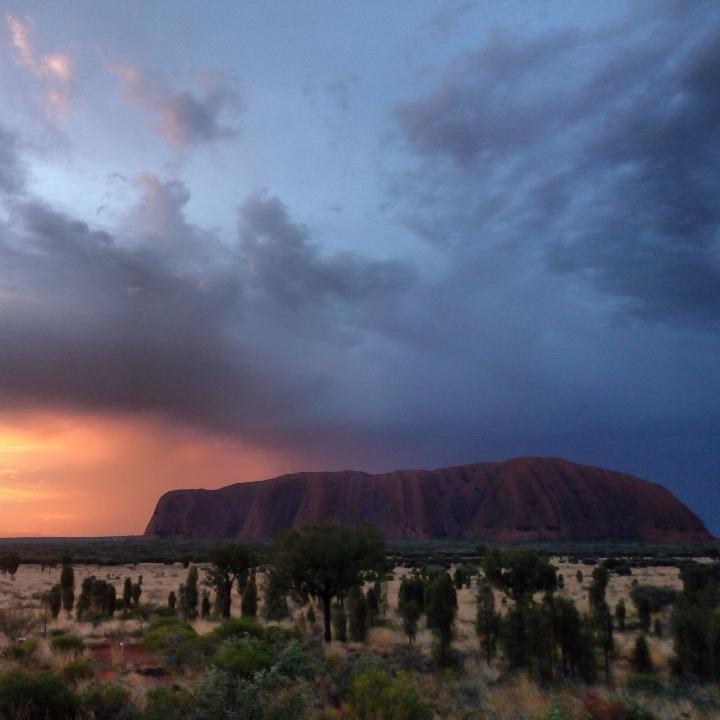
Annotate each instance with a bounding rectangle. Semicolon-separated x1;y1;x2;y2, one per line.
110;63;241;146
6;15;74;119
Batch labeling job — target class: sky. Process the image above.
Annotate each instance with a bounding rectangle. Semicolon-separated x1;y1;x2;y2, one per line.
0;0;718;537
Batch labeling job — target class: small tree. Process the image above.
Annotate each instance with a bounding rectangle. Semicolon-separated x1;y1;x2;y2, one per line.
201;593;211;619
131;582;142;608
122;578;132;608
576;569;584;585
0;556;20;577
48;585;62;619
484;549;557;606
400;599;420;646
588;567;610;612
168;592;177;613
241;577;258;618
60;564;74;617
615;599;626;632
398;574;426;614
594;600;614;683
262;570;289;621
476;580;499;664
207;543;256;619
181;566;199;621
77;577;116;620
427;572;457;666
631;634;653;674
348;586;369;643
366;581;381;626
270;523;385;643
333;602;347;642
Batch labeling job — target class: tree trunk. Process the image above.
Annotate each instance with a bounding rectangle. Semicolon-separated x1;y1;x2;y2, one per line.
322;593;332;643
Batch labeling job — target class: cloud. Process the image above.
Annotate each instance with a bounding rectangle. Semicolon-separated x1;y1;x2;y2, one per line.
239;193;413;310
111;65;242;146
391;2;720;330
326;74;361;112
0;125;25;195
0;146;414;452
5;15;74;119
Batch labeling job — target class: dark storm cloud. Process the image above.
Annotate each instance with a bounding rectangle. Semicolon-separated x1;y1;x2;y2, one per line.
0;163;413;445
392;2;720;329
240;193;413;308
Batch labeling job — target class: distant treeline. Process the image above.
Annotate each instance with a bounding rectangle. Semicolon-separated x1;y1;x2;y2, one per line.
0;535;716;566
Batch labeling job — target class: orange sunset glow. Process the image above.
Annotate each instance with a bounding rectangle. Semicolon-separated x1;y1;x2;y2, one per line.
0;411;291;536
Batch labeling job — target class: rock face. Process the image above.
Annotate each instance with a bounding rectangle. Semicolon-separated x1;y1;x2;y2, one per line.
143;457;713;542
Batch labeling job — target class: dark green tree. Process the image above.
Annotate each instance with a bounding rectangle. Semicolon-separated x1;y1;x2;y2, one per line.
578;614;598;684
553;597;583;679
671;561;720;678
427;572;457;666
131;582;142;608
366;581;381;626
400;599;420;646
241;577;258;618
637;597;651;633
60;564;74;617
270;523;385;643
168;591;177;613
594;600;614;683
201;593;211;619
348;585;369;643
333;602;348;642
48;585;62;619
262;570;289;621
588;567;609;612
0;556;20;577
180;566;199;621
631;634;653;674
476;580;499;664
122;578;132;608
398;573;426;613
615;599;626;632
484;549;557;606
77;577;116;620
206;543;256;619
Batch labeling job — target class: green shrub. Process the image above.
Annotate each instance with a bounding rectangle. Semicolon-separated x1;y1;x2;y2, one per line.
347;667;432;720
262;682;315;720
144;685;194;720
51;634;85;655
271;639;322;680
61;658;94;685
2;637;39;664
210;637;273;678
213;617;266;642
142;617;199;670
79;681;132;719
0;668;79;720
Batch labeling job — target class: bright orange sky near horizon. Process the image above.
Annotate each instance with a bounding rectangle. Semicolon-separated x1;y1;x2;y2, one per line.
0;411;293;537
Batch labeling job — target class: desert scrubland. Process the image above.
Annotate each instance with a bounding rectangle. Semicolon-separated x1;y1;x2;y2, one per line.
0;542;717;720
